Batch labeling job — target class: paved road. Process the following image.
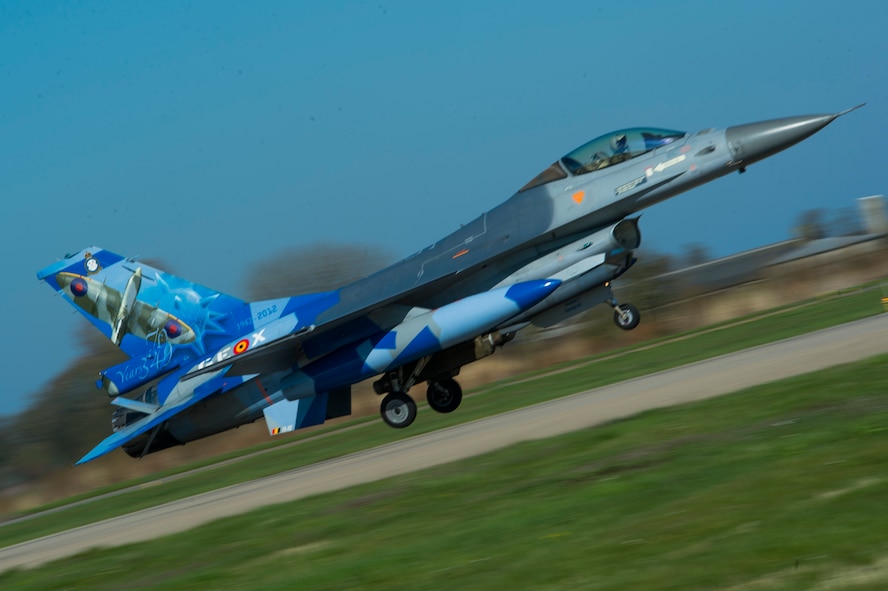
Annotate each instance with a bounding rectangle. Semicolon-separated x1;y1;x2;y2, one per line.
2;315;886;572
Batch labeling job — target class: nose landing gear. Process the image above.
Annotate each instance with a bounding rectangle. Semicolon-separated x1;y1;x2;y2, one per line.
609;298;640;331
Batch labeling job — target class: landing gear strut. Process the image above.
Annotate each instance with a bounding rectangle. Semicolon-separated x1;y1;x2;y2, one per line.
376;356;432;429
609;298;640;331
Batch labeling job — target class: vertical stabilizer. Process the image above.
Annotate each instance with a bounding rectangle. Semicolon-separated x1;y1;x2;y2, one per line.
38;247;248;389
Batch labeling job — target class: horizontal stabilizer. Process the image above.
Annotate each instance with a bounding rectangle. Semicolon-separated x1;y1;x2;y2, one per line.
75;371;229;465
110;397;161;414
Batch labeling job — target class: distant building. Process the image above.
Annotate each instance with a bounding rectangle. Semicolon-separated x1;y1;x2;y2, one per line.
858;195;888;235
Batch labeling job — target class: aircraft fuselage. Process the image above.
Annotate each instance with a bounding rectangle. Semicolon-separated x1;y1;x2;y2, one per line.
150;111;852;451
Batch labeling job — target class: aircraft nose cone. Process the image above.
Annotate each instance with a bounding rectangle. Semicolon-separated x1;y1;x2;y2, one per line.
725;113;837;166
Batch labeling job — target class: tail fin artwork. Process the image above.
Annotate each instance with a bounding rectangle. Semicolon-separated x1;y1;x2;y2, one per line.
37;247;247;396
38;247;345;464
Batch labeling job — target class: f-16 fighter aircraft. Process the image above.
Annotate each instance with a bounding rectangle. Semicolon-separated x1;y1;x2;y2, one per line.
38;106;862;464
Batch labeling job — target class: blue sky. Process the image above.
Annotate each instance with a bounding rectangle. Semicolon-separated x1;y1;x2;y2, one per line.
1;1;885;416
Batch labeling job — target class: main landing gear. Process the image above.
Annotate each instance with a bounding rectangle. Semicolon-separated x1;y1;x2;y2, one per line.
378;377;464;428
375;355;466;429
378;377;464;429
379;391;417;428
426;377;463;413
608;298;640;331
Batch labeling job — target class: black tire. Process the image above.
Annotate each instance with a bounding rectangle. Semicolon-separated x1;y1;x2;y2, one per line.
426;378;463;413
613;304;640;330
380;391;417;428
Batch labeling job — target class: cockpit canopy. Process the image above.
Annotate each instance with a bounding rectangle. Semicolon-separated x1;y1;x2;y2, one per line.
519;127;687;192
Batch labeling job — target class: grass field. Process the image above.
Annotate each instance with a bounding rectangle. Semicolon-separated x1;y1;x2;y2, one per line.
3;351;887;589
0;285;884;551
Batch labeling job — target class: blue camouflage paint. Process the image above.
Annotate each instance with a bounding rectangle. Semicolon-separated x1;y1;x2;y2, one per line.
389;325;438;368
504;280;561;310
293;279;561;396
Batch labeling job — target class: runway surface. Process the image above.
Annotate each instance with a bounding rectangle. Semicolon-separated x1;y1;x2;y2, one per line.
2;314;886;572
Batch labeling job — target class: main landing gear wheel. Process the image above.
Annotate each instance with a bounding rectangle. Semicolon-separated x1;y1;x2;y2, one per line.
426;378;463;414
380;391;417;429
613;303;640;331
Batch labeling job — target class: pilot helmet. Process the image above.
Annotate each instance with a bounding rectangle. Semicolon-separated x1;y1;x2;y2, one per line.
611;133;629;153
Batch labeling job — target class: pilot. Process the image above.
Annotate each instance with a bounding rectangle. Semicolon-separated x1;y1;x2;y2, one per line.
611;133;629;155
610;132;631;164
590;151;610;171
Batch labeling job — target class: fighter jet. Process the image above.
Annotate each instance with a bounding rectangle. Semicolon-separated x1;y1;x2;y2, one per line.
38;106;862;464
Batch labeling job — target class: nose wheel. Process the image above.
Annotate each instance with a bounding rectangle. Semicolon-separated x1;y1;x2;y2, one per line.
611;300;640;331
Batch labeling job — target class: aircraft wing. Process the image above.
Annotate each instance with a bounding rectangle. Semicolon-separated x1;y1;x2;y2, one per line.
75;370;236;465
192;331;313;378
189;271;465;379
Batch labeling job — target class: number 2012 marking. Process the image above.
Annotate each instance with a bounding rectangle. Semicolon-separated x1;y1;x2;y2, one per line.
256;304;278;320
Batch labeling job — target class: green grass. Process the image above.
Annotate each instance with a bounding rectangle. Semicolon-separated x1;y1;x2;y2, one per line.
0;284;883;549
4;353;888;590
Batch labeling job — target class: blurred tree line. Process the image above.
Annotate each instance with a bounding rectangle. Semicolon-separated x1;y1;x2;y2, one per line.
793;206;864;241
